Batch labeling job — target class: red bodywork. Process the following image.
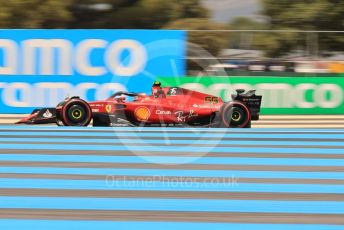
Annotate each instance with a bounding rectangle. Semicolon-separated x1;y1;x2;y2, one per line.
17;86;261;127
88;87;223;125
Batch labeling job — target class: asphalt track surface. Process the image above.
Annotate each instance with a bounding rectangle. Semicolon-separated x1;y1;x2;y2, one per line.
0;125;344;230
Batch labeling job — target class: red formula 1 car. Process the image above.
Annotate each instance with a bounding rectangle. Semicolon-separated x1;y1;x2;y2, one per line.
16;86;262;128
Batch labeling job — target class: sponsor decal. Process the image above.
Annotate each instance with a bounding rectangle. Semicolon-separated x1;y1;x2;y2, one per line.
134;106;151;121
105;104;112;113
175;110;198;122
205;96;219;104
0;38;147;77
0;82;126;108
187;82;343;109
159;77;344;114
42;109;53;118
0;29;186;113
93;104;103;107
193;103;217;109
156;110;172;115
92;109;99;112
170;87;178;96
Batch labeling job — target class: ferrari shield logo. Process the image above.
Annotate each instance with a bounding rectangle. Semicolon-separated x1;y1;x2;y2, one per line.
105;105;112;113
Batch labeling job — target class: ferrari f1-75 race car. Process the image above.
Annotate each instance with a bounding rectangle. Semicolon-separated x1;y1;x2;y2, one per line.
16;84;262;128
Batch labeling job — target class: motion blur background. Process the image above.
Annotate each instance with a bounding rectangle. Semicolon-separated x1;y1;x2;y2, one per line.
1;0;343;75
0;0;344;119
2;2;344;229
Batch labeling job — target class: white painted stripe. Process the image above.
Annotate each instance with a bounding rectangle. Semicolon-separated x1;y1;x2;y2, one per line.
0;119;23;122
255;120;344;124
0;114;28;118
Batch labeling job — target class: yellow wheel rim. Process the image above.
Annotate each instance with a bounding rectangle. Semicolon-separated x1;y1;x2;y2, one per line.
231;111;241;122
72;109;82;119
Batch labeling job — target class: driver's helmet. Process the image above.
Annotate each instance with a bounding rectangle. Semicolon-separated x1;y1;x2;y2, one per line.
153;81;162;87
152;81;164;98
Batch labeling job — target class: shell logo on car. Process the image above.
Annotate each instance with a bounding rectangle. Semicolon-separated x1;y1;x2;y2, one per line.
134;106;151;121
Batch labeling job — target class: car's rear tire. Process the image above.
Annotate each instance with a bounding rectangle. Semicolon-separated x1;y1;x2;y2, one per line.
220;102;251;128
60;98;92;126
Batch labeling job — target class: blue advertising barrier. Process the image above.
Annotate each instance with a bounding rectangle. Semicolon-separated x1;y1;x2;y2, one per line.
0;29;186;113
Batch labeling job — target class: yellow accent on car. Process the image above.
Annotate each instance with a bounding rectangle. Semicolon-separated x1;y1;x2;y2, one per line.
232;111;241;122
72;109;82;119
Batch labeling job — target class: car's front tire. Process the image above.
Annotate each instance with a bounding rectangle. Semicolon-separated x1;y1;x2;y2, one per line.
59;98;92;126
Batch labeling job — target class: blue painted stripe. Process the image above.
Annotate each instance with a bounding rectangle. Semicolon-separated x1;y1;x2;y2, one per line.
1;178;344;194
1;220;344;230
2;167;344;180
3;131;344;139
0;143;342;154
2;137;344;147
1;197;344;214
1;154;344;166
